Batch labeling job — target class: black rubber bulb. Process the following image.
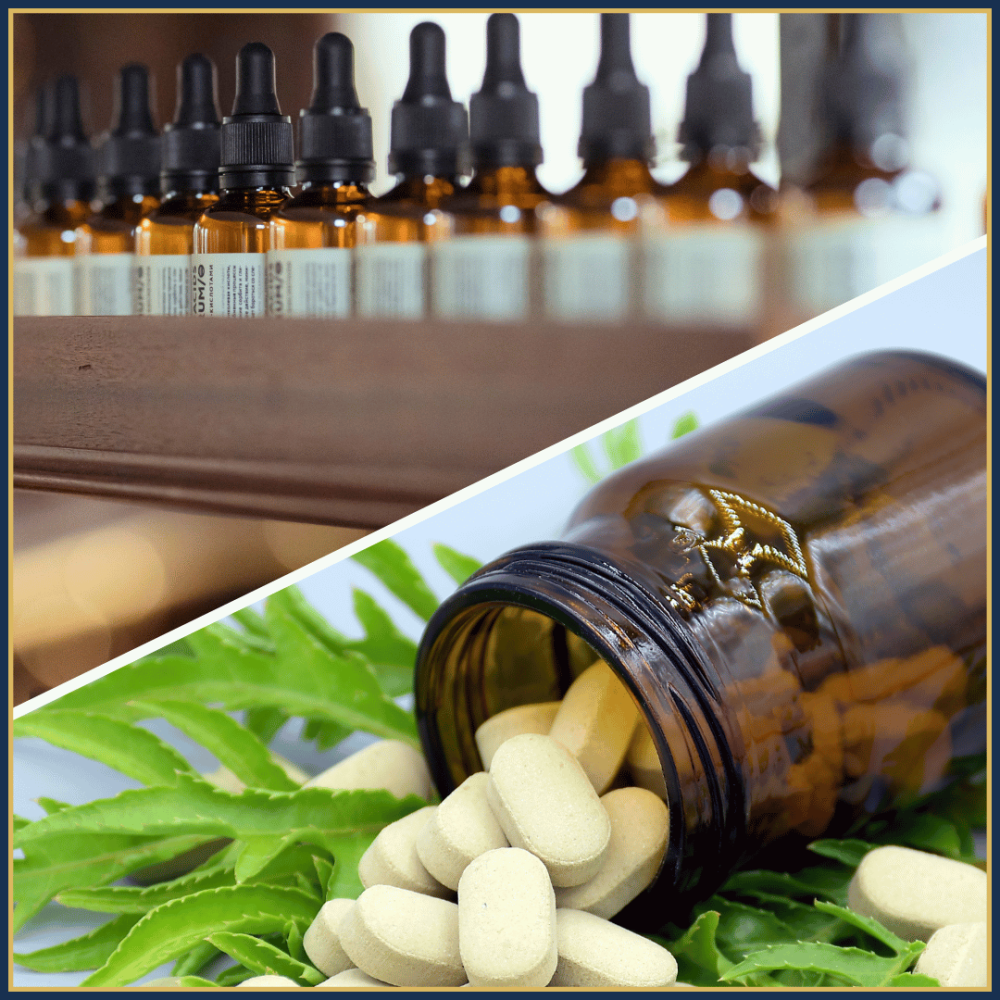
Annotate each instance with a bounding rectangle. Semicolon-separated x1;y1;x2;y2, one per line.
232;42;281;117
401;21;452;102
113;64;155;136
174;53;219;127
594;12;639;90
481;13;526;92
309;31;361;112
51;76;87;141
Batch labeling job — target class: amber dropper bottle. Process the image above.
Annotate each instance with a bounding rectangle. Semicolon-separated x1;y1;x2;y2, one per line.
75;64;161;316
354;21;469;319
269;32;375;318
135;54;221;316
193;43;294;318
540;13;663;323
785;13;943;320
14;77;96;316
643;13;776;335
433;13;550;321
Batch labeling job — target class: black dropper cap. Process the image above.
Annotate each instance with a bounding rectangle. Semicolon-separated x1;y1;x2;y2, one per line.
220;42;295;190
388;22;469;178
578;13;654;166
22;83;53;202
161;53;221;194
678;14;761;162
99;64;161;200
33;75;97;204
469;14;542;170
296;32;375;186
821;13;907;158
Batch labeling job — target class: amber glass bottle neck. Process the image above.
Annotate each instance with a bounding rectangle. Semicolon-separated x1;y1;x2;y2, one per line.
579;158;655;188
216;186;291;209
390;174;461;201
298;180;371;200
466;165;544;198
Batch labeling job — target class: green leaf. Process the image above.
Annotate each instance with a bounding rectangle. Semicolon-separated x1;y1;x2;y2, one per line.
37;798;71;815
16;774;424;875
326;832;379;901
13;815;31;831
48;617;417;747
352;539;440;622
346;589;418;697
13;914;141;972
671;411;699;439
172;939;220;977
243;707;290;746
708;896;799;958
312;854;335;901
885;972;941;986
306;719;353;753
215;965;254;987
232;607;270;640
14;832;211;933
432;544;483;586
571;443;603;483
807;838;874;869
812;901;912;955
721;865;850;906
162;976;220;987
720;941;921;987
207;932;324;985
14;711;192;787
235;835;299;883
57;865;236;914
285;923;308;965
877;811;966;860
602;419;642;470
130;700;298;792
656;910;733;987
81;884;321;987
264;597;419;745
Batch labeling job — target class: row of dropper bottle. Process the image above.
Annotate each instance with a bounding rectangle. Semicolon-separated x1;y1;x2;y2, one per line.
14;13;944;331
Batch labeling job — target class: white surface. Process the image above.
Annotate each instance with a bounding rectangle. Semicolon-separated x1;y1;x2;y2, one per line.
13;242;986;986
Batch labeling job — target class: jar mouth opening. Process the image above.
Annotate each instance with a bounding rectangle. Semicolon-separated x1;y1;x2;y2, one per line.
415;541;746;927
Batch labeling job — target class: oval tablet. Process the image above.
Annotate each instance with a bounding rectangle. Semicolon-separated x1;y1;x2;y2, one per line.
556;786;669;918
303;898;355;977
847;845;987;940
914;922;987;987
474;702;561;771
358;806;451;899
458;848;557;987
549;661;640;793
236;974;300;987
318;969;393;988
416;772;509;890
339;884;465;987
486;733;610;887
550;909;678;987
626;724;668;800
303;740;433;801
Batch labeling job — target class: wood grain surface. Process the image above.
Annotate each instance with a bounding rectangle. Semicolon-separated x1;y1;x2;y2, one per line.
14;316;753;527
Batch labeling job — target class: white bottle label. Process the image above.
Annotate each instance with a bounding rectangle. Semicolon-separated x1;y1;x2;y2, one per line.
643;225;763;327
355;242;426;319
432;235;533;320
785;214;948;316
135;254;191;316
76;253;134;316
544;234;632;322
190;252;266;317
267;247;353;318
14;256;76;316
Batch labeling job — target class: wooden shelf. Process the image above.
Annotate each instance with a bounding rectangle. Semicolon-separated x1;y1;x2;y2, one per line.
14;316;754;528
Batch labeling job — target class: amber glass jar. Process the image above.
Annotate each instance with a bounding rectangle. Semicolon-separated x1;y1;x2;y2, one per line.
416;351;986;926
